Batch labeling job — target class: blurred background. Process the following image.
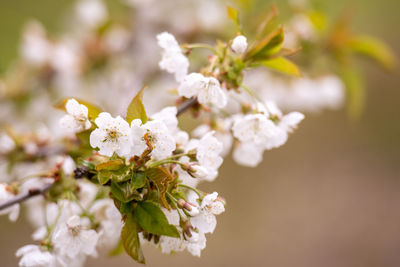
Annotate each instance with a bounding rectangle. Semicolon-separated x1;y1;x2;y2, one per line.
0;0;399;266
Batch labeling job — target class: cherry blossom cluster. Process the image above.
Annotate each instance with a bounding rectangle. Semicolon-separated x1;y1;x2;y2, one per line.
0;22;306;265
0;0;394;266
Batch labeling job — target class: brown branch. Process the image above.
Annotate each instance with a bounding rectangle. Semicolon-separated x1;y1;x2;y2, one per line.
177;97;198;116
0;97;198;212
0;182;53;211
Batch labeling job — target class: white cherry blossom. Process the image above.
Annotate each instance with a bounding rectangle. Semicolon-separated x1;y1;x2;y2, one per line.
16;245;60;267
90;112;132;157
53;215;99;259
158;236;185;254
89;199;123;248
186;132;223;182
129;119;148;157
185;231;207;257
233;142;264;167
232;114;279;144
280;112;305;133
20;21;51;66
0;132;15;153
60;99;91;132
157;32;189;82
189;192;225;234
192;118;233;156
151;106;178;134
75;0;108;29
174;130;189;148
0;183;19;221
178;73;227;108
130;119;176;160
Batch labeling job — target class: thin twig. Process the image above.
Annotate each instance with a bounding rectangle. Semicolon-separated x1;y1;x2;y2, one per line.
0;97;198;212
177;97;198;116
0;182;53;211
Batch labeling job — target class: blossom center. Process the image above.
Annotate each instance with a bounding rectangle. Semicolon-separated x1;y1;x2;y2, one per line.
104;128;121;142
68;225;82;237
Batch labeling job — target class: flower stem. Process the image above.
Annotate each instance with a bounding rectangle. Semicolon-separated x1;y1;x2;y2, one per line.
166;192;186;220
183;43;218;54
147;159;184;169
240;83;263;103
177;97;198;116
178;184;203;198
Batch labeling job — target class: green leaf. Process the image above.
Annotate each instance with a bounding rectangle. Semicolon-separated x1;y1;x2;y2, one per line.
54;98;102;121
108;239;124;257
74;129;93;156
134;201;180;238
246;27;284;61
254;5;278;41
95;159;125;171
132;171;146;189
97;172;111;185
146;167;174;209
340;67;365;119
307;11;327;32
97;164;131;184
110;182;141;203
226;6;241;32
121;213;145;264
126;86;148;124
261;57;301;77
348;35;396;70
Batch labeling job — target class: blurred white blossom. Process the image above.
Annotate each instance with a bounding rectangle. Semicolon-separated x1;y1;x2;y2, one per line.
59;99;91;132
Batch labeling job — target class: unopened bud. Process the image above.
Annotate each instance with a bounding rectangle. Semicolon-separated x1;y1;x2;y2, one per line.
186;230;200;243
177;199;186;209
231;35;248;54
186;204;200;217
190;165;208;179
177;199;200;216
180;220;193;237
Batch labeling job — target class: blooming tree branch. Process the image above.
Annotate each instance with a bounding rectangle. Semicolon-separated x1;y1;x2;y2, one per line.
0;1;394;267
176;97;198;116
0;183;53;211
0;96;199;213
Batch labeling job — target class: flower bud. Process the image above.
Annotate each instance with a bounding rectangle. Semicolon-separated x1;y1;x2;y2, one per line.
177;199;200;216
186;231;200;243
231;35;248;54
190;165;208;179
186;204;200;217
177;199;186;208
